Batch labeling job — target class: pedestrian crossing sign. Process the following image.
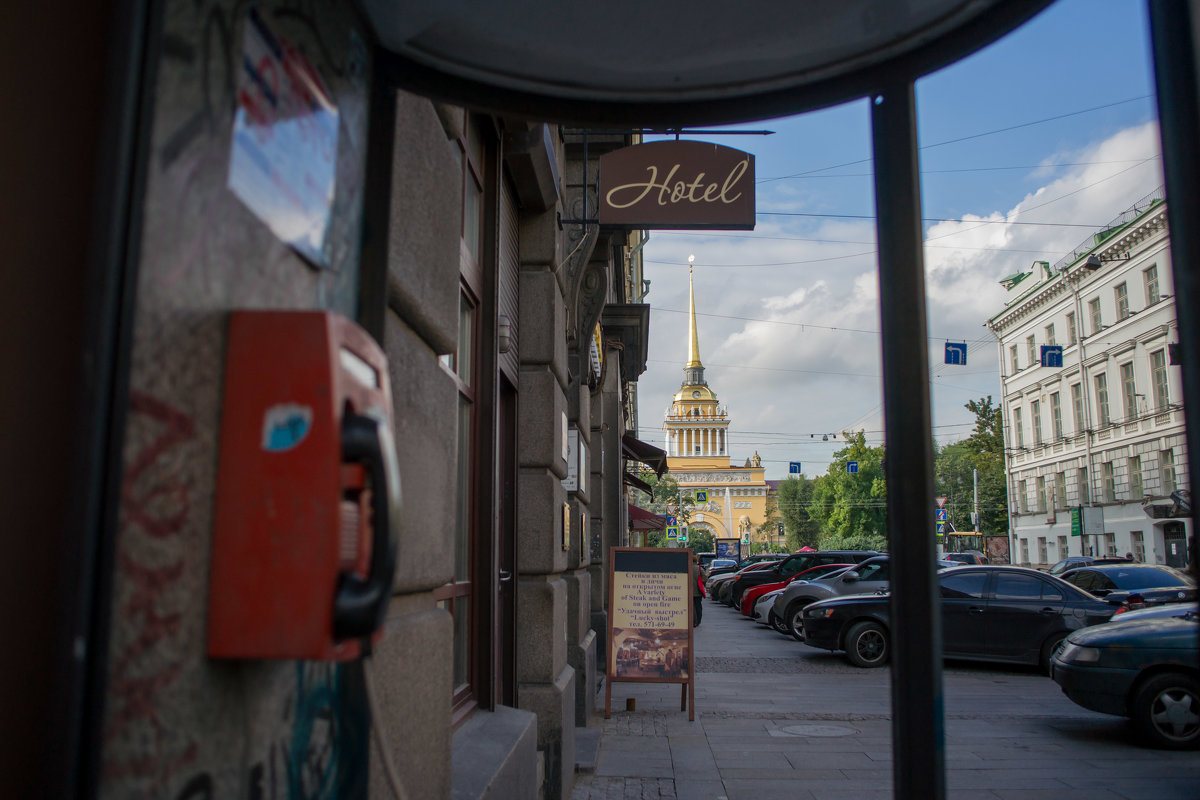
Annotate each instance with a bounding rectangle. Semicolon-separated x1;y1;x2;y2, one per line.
667;526;679;539
695;490;708;502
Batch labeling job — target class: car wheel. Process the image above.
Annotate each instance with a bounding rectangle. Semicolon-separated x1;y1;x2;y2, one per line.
1038;633;1067;676
786;601;810;642
769;610;789;635
1130;672;1200;750
844;621;889;668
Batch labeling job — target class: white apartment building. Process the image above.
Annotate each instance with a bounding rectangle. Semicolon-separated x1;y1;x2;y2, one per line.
988;191;1191;570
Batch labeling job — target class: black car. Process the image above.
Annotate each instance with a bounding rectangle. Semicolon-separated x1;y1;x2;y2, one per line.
801;566;1117;672
707;553;779;581
725;549;881;607
1058;564;1196;611
1047;555;1137;575
1052;612;1200;749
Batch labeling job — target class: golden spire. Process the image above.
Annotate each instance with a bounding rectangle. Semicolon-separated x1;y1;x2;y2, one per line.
686;255;702;369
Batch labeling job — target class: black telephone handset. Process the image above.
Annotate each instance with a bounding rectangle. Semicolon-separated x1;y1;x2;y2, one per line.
333;410;400;641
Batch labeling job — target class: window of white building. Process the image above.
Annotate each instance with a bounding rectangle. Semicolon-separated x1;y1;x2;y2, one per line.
1161;449;1177;494
1120;361;1137;422
1031;399;1042;445
1037;537;1048;564
1144;264;1160;305
1151;349;1170;412
1045;323;1056;346
1013;406;1024;448
1102;462;1115;502
1077;466;1090;504
1131;530;1145;561
1050;392;1063;440
1026;335;1037;366
1010;345;1019;374
1088;297;1103;334
1095;373;1110;425
1129;455;1143;499
1057;535;1068;560
1103;532;1116;557
1114;282;1129;321
1036;476;1047;512
1066;312;1077;345
1055;471;1067;509
1017;479;1028;513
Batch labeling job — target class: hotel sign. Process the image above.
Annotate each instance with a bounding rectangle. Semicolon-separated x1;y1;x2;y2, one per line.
598;141;755;230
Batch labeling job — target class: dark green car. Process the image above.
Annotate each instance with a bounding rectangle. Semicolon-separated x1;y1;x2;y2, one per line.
1051;613;1200;750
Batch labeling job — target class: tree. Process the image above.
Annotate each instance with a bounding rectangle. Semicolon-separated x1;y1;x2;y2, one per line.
955;397;1008;536
807;430;887;540
635;471;695;548
775;476;821;550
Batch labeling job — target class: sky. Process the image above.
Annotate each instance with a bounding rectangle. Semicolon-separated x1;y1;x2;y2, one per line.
633;0;1165;481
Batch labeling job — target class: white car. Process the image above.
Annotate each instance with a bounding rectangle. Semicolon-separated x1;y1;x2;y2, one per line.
753;588;784;625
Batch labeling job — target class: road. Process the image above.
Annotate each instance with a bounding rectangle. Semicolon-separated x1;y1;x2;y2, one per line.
573;592;1199;799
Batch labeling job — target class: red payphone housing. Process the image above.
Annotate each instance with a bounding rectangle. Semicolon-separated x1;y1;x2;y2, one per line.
208;310;399;661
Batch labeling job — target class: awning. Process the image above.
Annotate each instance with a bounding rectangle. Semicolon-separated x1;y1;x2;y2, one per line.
622;432;667;477
622;470;655;496
628;503;666;530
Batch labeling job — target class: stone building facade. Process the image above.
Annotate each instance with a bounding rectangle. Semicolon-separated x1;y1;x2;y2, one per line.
8;3;651;799
988;191;1191;571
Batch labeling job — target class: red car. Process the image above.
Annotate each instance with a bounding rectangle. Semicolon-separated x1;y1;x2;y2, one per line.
740;563;854;617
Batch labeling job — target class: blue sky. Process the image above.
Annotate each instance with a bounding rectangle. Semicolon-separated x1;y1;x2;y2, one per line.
634;0;1165;479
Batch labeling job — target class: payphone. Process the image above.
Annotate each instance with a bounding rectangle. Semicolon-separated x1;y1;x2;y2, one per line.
208;311;399;661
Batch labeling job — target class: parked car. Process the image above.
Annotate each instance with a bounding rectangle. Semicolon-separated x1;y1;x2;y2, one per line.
1112;601;1199;623
703;557;737;581
1058;564;1196;612
739;563;855;618
772;555;895;640
1047;555;1136;575
1051;610;1200;749
707;553;778;582
942;551;987;566
707;559;780;601
752;588;786;625
717;558;785;604
726;549;881;608
801;566;1117;672
695;552;717;573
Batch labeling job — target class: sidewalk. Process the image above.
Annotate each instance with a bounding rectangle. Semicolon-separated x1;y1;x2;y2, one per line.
571;601;1199;800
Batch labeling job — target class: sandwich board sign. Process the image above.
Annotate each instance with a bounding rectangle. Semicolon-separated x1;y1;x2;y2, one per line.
606;547;696;720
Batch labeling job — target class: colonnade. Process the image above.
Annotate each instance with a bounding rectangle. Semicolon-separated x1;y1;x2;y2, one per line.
664;426;728;456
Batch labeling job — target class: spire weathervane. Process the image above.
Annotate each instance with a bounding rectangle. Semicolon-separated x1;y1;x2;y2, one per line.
686;255;703;371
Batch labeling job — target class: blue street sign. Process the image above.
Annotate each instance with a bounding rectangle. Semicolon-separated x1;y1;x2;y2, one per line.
936;509;947;521
666;526;679;539
695;490;708;502
944;342;968;365
1041;345;1064;368
788;461;802;475
936;522;946;536
847;461;859;474
666;515;678;527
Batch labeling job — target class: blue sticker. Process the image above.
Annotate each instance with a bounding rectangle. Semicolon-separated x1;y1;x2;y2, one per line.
262;404;313;451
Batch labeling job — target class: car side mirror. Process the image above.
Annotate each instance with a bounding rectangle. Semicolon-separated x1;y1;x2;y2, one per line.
843;571;860;583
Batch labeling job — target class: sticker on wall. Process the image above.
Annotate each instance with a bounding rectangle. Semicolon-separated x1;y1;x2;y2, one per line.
228;6;339;268
262;404;313;451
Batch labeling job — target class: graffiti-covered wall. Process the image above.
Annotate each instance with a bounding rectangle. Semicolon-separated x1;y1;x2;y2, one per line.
100;2;376;797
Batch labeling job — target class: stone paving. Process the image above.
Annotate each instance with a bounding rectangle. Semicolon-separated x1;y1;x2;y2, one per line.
570;598;1200;800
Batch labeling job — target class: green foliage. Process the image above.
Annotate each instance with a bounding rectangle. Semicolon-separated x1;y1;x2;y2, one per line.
636;471;700;549
807;430;887;540
818;532;888;552
776;476;821;550
937;397;1008;536
685;527;715;553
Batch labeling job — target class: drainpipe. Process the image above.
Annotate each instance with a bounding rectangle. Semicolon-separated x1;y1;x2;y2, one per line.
987;323;1016;563
1067;266;1098;558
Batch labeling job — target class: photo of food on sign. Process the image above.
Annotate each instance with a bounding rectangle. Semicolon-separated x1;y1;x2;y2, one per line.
612;628;689;679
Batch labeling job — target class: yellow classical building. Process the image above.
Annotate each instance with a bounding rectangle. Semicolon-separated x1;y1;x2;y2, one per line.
664;266;781;551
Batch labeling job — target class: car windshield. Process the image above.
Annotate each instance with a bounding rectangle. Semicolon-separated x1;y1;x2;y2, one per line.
1102;566;1195;589
711;559;735;569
